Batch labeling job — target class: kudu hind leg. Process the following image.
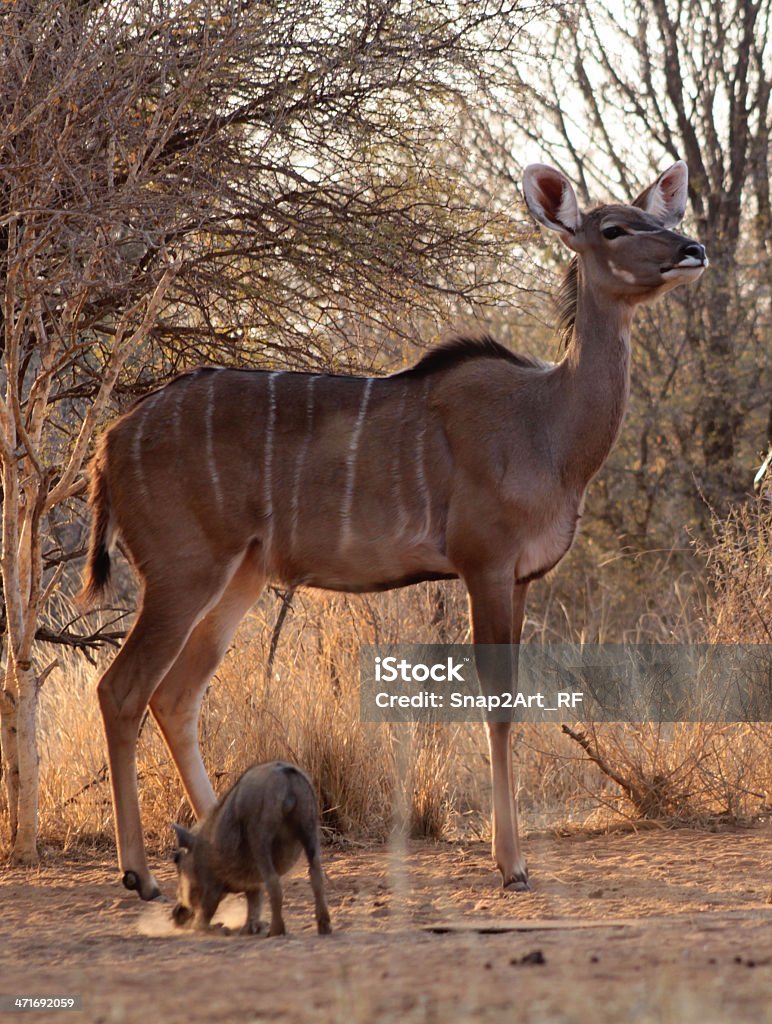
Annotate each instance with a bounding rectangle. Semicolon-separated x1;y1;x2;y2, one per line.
97;566;235;899
149;550;265;820
467;574;530;892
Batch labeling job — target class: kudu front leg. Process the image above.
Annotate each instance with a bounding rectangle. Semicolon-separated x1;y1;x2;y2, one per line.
150;550;266;821
98;572;232;900
97;614;185;901
486;719;527;891
467;575;530;892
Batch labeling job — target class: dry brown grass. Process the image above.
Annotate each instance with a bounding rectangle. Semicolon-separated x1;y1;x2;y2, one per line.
702;496;771;644
550;496;772;826
28;586;478;853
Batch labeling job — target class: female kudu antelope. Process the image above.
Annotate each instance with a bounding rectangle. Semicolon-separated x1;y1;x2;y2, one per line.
82;162;706;900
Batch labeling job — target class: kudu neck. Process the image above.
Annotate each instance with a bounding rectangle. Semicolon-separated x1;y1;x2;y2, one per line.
558;262;634;486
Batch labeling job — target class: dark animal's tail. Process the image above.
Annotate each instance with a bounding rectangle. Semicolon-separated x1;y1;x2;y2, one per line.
78;446;114;607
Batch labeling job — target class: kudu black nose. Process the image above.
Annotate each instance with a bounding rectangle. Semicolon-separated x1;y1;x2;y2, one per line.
681;242;706;262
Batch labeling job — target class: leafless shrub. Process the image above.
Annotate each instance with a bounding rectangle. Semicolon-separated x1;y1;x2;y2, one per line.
559;499;771;825
702;497;771;645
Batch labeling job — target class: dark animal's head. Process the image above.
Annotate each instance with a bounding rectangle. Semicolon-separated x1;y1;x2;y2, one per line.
170;823;200;928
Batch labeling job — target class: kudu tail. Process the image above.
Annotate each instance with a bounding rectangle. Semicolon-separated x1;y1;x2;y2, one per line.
78;448;115;607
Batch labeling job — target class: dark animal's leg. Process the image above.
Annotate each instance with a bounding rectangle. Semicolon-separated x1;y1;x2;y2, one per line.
242;888;264;936
297;817;331;935
308;849;331;935
254;847;285;937
195;887;223;932
264;871;285;937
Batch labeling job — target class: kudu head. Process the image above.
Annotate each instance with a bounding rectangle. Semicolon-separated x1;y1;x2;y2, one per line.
523;162;708;304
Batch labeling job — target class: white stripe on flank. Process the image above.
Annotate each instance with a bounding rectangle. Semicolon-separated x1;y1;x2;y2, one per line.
131;391;161;502
290;375;319;552
414;379;432;540
170;381;185;442
205;373;223;509
263;371;281;556
340;377;373;542
391;390;409;537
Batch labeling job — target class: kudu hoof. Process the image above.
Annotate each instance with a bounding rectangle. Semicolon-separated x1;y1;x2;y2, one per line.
122;870;161;901
503;874;530;893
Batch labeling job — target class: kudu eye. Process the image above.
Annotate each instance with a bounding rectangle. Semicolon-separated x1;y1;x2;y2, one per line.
602;225;627;240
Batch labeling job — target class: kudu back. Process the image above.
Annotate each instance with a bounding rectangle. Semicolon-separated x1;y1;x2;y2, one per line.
82;161;706;900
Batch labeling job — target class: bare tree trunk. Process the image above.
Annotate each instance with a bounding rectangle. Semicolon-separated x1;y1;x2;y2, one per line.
10;662;38;863
0;241;177;857
0;624;5;791
1;667;19;845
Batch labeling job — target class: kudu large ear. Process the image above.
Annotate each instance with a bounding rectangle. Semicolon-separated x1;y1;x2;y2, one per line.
633;161;688;227
523;164;582;242
172;823;196;851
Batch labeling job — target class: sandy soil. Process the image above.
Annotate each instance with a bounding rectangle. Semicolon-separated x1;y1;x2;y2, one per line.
1;827;770;1024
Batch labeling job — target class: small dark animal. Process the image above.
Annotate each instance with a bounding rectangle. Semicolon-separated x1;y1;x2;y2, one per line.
171;761;331;937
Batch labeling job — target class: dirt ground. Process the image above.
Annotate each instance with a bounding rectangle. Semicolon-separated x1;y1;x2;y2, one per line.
1;827;770;1024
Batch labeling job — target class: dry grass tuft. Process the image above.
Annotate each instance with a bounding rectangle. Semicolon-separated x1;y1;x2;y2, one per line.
702;496;771;643
552;497;771;825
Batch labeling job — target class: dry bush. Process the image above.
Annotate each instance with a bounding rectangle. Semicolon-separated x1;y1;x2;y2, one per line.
404;725;456;839
556;498;771;826
558;722;770;825
702;496;771;644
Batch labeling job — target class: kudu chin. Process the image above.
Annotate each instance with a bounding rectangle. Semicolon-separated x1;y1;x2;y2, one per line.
81;161;706;900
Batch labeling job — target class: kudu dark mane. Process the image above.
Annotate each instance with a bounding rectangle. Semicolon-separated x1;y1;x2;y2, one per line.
132;335;539;404
556;256;579;353
400;333;541;376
